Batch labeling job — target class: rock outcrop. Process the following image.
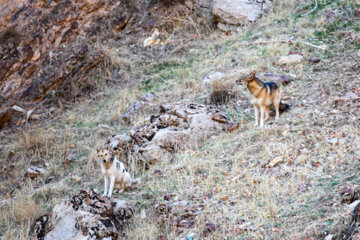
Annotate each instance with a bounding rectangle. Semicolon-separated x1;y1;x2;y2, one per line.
155;197;202;233
212;0;272;29
108;103;238;166
0;0;129;127
0;0;202;128
29;189;132;240
337;201;360;240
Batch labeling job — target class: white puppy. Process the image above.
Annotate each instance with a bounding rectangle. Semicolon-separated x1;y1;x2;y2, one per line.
96;146;139;198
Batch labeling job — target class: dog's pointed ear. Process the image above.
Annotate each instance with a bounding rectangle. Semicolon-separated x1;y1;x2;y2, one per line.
250;71;256;78
96;148;100;153
105;145;110;151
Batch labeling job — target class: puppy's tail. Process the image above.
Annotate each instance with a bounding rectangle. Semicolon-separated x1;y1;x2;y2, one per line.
131;178;141;186
279;102;290;113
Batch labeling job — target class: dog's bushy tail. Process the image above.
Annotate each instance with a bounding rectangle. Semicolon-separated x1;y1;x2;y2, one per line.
131;178;141;186
279;102;290;113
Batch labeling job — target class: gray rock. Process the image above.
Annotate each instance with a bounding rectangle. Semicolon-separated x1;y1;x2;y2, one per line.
212;0;272;26
29;189;132;240
278;54;304;65
202;71;226;87
187;0;215;24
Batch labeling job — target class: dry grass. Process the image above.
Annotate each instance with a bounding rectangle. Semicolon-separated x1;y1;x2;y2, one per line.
1;0;360;239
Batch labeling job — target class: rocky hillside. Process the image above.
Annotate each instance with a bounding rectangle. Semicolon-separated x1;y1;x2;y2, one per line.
1;0;360;239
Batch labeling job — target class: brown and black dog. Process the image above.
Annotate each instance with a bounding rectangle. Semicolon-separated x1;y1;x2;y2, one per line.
236;71;289;128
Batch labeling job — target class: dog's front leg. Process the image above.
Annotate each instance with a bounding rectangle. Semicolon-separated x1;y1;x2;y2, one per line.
102;176;108;197
253;104;259;126
107;176;116;198
260;105;265;128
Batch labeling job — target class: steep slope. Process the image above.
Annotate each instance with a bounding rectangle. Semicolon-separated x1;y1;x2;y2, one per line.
0;0;359;239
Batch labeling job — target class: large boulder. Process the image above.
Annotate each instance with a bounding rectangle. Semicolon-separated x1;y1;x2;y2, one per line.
29;189;133;240
107;103;239;166
212;0;272;27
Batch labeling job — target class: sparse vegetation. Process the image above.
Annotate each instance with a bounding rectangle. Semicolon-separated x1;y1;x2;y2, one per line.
1;0;360;239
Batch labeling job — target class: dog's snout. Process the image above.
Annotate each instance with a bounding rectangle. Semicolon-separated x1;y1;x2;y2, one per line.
103;159;107;163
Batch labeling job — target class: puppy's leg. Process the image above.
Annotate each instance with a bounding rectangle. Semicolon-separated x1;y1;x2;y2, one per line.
102;176;108;197
274;98;280;122
253;104;259;126
260;105;265;128
107;176;116;198
264;106;270;121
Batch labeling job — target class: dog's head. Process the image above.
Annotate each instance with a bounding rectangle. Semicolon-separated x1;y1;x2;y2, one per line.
235;71;256;85
96;146;114;164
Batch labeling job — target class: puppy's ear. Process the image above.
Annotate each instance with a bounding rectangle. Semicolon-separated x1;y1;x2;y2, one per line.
105;145;110;151
96;148;100;153
250;71;256;78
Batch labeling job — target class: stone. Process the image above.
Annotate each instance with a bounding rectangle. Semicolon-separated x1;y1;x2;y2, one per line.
121;93;156;124
185;0;194;10
326;138;339;145
324;235;334;240
338;200;360;239
340;185;360;204
202;71;226;87
212;0;272;26
268;157;283;168
155;199;201;233
29;189;132;240
278;54;304;65
217;22;241;32
70;175;82;182
190;0;214;24
348;200;360;214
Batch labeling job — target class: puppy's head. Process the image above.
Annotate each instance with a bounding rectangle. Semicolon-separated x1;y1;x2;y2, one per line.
235;71;256;85
96;146;114;164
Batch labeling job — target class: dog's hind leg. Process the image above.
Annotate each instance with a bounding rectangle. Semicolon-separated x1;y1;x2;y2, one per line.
274;97;280;122
264;106;270;121
102;176;108;197
274;91;281;121
253;104;259;126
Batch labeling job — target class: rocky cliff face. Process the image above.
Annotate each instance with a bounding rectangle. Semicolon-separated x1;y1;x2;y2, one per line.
0;0;128;127
0;0;209;128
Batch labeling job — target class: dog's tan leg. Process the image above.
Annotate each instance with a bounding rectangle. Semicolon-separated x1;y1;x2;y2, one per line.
274;100;280;122
264;106;270;121
253;104;259;126
260;105;265;128
102;176;108;197
274;92;281;121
